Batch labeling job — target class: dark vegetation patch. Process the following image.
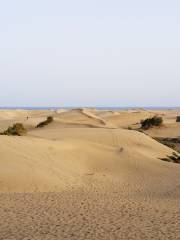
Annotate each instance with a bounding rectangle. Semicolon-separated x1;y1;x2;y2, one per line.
154;137;180;153
159;152;180;164
0;123;27;136
36;116;54;128
157;137;180;144
155;138;176;150
176;116;180;122
140;116;163;130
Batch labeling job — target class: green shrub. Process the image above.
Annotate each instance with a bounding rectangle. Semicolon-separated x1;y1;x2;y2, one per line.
176;116;180;122
0;123;27;136
141;116;163;130
36;116;54;128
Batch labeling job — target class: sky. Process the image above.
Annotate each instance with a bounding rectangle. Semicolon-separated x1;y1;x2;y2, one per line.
0;0;180;107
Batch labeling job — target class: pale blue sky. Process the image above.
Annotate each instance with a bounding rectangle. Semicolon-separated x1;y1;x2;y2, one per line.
0;0;179;107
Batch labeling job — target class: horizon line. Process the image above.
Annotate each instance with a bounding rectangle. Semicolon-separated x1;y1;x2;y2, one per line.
0;106;180;109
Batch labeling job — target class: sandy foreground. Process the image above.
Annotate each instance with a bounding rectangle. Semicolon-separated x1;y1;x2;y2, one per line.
0;108;180;240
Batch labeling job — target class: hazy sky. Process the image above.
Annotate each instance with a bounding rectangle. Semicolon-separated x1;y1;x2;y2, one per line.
0;0;179;107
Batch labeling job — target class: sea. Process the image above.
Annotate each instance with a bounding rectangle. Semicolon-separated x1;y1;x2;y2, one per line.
0;107;180;110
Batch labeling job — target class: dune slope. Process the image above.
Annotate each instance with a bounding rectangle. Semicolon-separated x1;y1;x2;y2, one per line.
0;129;180;195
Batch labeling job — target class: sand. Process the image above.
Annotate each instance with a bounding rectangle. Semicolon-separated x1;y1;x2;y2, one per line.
0;108;180;239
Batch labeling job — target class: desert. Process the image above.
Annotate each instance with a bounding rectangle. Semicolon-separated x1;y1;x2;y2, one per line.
0;108;180;239
1;1;180;239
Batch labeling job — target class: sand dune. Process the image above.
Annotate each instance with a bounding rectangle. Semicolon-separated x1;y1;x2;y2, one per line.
141;110;180;138
1;127;180;194
0;108;180;239
95;110;153;128
146;122;180;138
53;108;108;128
1;108;180;194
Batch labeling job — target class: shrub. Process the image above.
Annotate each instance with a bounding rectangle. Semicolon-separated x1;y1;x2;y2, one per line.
176;116;180;122
46;116;53;123
140;116;163;130
0;123;27;136
154;137;180;153
156;139;176;150
36;116;54;128
158;137;180;143
159;152;180;164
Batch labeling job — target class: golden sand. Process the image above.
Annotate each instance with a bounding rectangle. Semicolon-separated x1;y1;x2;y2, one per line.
0;108;180;239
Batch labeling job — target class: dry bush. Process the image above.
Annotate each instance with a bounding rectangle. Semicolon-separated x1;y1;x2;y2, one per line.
159;152;180;164
0;123;27;136
140;116;163;130
176;116;180;122
36;116;54;128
